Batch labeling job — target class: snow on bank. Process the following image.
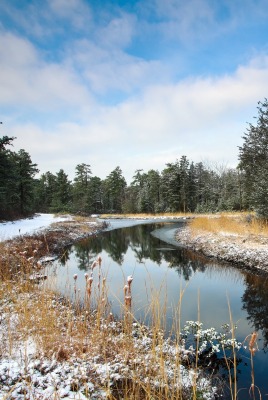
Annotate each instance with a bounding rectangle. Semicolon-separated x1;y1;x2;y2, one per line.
0;216;229;399
0;214;72;241
0;287;218;400
176;226;268;273
102;216;187;231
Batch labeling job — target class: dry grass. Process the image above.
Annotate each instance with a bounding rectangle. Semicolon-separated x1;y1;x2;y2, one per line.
0;214;260;399
0;237;214;400
100;212;193;219
0;279;189;399
189;212;268;237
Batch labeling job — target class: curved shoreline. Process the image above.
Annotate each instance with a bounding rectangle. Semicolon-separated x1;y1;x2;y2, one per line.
0;216;220;400
100;216;268;276
175;225;268;275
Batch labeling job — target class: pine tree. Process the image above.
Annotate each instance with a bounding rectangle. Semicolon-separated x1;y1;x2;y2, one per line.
73;163;92;213
13;149;39;215
87;176;103;214
0;136;17;218
103;167;126;213
238;99;268;218
34;172;57;212
51;169;72;212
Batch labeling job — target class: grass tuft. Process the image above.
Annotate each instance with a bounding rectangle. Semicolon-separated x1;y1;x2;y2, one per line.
0;214;262;399
189;212;268;237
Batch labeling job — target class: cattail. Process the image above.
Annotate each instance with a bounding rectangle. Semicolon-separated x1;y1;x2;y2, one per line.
91;261;97;270
127;275;133;293
97;255;102;265
73;274;78;281
249;332;258;355
87;276;93;287
84;273;89;280
124;284;128;296
125;295;132;307
86;286;91;297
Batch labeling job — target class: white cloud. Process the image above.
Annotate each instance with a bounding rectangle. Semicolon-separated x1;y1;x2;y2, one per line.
0;32;92;110
138;0;233;45
64;36;169;95
1;0;268;183
96;13;136;49
48;0;92;30
7;54;268;183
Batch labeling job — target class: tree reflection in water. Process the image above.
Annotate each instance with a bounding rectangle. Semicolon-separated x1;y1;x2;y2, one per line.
61;223;214;279
52;222;268;396
242;273;268;350
58;223;268;348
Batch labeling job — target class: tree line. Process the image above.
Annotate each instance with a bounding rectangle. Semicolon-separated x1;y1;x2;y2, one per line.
1;99;268;220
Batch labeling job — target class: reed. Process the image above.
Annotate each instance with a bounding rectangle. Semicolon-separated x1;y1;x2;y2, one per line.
100;212;193;219
0;231;262;399
189;212;268;237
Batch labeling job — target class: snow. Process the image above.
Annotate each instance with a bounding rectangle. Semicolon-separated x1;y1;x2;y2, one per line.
0;215;218;399
176;226;268;273
0;213;72;241
0;291;218;399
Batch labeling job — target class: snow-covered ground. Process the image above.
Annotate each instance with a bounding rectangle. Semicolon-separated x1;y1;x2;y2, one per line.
176;226;268;273
0;214;219;399
0;214;71;241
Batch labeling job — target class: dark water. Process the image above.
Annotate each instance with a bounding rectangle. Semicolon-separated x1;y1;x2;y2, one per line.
48;221;268;398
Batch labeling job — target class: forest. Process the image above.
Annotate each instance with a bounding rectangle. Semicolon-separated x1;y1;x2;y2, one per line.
0;99;268;220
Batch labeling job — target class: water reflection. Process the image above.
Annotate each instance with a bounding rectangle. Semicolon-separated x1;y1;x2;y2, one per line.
242;274;268;350
61;223;220;280
50;222;268;397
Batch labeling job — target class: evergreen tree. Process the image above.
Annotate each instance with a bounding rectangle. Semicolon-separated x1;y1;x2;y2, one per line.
73;163;92;213
87;176;103;214
161;161;181;212
13;149;39;215
103;167;126;213
51;169;72;212
217;168;242;211
146;169;161;212
34;172;57;212
129;170;146;213
0;135;16;150
195;163;225;212
0;136;17;218
238;99;268;218
188;162;197;212
179;155;190;212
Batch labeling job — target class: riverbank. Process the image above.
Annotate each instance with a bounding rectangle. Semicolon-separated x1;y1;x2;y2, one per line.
0;215;108;271
101;213;268;275
175;216;268;275
0;215;220;400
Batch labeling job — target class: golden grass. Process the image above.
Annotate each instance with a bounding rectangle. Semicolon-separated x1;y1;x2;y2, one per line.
0;214;262;399
100;212;193;219
0;279;187;398
189;212;268;237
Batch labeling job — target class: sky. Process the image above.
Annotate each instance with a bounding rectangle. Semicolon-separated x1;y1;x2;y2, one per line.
1;0;268;183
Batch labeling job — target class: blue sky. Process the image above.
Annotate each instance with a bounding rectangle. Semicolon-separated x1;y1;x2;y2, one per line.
1;0;268;182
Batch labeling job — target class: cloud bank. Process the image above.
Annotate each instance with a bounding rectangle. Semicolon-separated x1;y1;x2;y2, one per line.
1;0;268;182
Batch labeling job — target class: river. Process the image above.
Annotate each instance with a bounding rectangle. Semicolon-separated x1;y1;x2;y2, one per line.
47;220;268;398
